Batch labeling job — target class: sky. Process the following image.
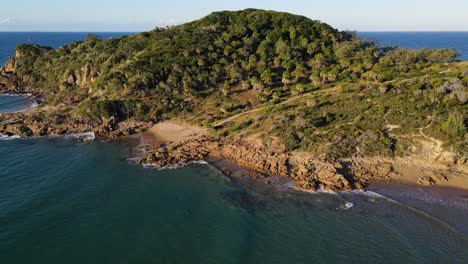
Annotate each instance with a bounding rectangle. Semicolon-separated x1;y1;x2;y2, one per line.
1;0;467;32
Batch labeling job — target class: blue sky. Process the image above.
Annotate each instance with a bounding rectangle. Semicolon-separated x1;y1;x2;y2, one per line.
1;0;467;32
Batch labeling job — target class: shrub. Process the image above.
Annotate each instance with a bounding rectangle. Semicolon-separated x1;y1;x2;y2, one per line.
441;112;466;138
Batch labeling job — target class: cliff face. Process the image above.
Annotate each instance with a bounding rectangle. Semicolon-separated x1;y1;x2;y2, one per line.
2;58;16;73
63;64;98;88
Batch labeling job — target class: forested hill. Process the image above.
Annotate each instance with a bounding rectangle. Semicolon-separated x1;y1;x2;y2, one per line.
1;9;466;158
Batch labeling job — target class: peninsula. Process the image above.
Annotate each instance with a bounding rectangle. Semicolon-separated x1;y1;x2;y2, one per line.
1;9;466;191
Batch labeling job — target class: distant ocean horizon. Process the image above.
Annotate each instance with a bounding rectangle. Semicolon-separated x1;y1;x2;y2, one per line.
0;32;133;65
357;31;468;60
0;31;467;65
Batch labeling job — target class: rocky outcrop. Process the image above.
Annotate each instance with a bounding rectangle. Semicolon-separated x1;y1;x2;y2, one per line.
2;58;16;73
64;64;98;88
0;111;153;139
137;135;370;192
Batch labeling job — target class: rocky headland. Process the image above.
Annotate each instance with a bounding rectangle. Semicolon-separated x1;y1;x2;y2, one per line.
0;9;466;192
135;121;468;192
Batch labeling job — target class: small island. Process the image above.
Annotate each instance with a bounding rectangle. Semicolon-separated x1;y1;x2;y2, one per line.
0;9;466;192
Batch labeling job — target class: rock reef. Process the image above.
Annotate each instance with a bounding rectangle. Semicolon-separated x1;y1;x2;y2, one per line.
0;111;153;139
136;135;406;191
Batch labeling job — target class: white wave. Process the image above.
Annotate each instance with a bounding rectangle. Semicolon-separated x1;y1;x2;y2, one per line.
1;93;32;97
160;163;186;170
317;189;339;195
292;186;339;195
190;160;209;165
340;189;389;199
344;201;354;210
141;160;209;170
0;135;21;140
65;132;96;141
141;163;158;169
29;102;39;109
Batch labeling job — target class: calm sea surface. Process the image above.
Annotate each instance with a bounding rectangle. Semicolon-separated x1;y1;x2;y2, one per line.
0;94;35;113
358;32;468;61
1;32;468;263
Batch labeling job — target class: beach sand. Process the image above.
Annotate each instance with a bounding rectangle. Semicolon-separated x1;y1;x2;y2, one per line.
140;121;208;145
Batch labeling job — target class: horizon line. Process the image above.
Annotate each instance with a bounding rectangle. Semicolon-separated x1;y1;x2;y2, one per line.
0;30;467;33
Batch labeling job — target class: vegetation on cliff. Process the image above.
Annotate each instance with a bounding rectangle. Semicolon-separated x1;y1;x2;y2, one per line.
0;9;466;159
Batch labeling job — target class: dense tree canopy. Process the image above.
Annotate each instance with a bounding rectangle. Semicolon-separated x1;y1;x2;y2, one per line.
5;9;466;157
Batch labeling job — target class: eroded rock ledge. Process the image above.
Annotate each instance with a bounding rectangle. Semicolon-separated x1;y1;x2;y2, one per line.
0;112;153;140
137;135;405;192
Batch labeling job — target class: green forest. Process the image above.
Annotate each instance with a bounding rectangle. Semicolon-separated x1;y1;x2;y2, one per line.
3;9;467;158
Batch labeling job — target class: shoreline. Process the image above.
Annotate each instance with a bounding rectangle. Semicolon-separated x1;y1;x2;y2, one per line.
130;121;468;236
0;93;40;113
134;125;468;236
368;182;468;236
135;121;468;192
2;114;468;236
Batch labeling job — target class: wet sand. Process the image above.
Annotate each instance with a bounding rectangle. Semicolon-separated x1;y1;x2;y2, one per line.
369;182;468;236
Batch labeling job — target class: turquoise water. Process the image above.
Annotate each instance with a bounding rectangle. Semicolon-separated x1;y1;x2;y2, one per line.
0;94;35;113
1;32;468;262
0;136;468;263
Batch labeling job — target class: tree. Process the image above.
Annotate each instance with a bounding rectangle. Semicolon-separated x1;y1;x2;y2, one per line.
245;54;257;72
282;71;292;85
220;82;230;96
289;26;297;40
251;76;264;91
261;69;274;86
292;63;308;80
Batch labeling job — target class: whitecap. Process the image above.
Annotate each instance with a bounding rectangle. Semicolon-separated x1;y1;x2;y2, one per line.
317;189;339;195
141;160;209;170
190;160;209;165
344;201;354;210
65;132;96;141
0;135;21;141
292;186;339;195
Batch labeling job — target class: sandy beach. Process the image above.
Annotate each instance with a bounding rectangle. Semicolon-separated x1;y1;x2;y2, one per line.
140;121;208;146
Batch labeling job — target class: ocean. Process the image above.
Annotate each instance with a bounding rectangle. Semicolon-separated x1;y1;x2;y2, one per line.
0;94;36;113
357;32;468;61
1;32;468;263
0;32;467;65
0;32;132;65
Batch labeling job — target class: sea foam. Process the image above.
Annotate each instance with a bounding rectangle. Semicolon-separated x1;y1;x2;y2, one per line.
0;135;21;141
64;132;96;141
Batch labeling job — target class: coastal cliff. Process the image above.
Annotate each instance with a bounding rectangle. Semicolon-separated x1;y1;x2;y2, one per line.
0;9;467;191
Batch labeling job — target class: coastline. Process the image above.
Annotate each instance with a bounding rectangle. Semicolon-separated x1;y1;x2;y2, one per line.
2;100;468;237
135;120;468;192
132;121;468;236
0;93;39;113
0;94;155;140
368;182;468;236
